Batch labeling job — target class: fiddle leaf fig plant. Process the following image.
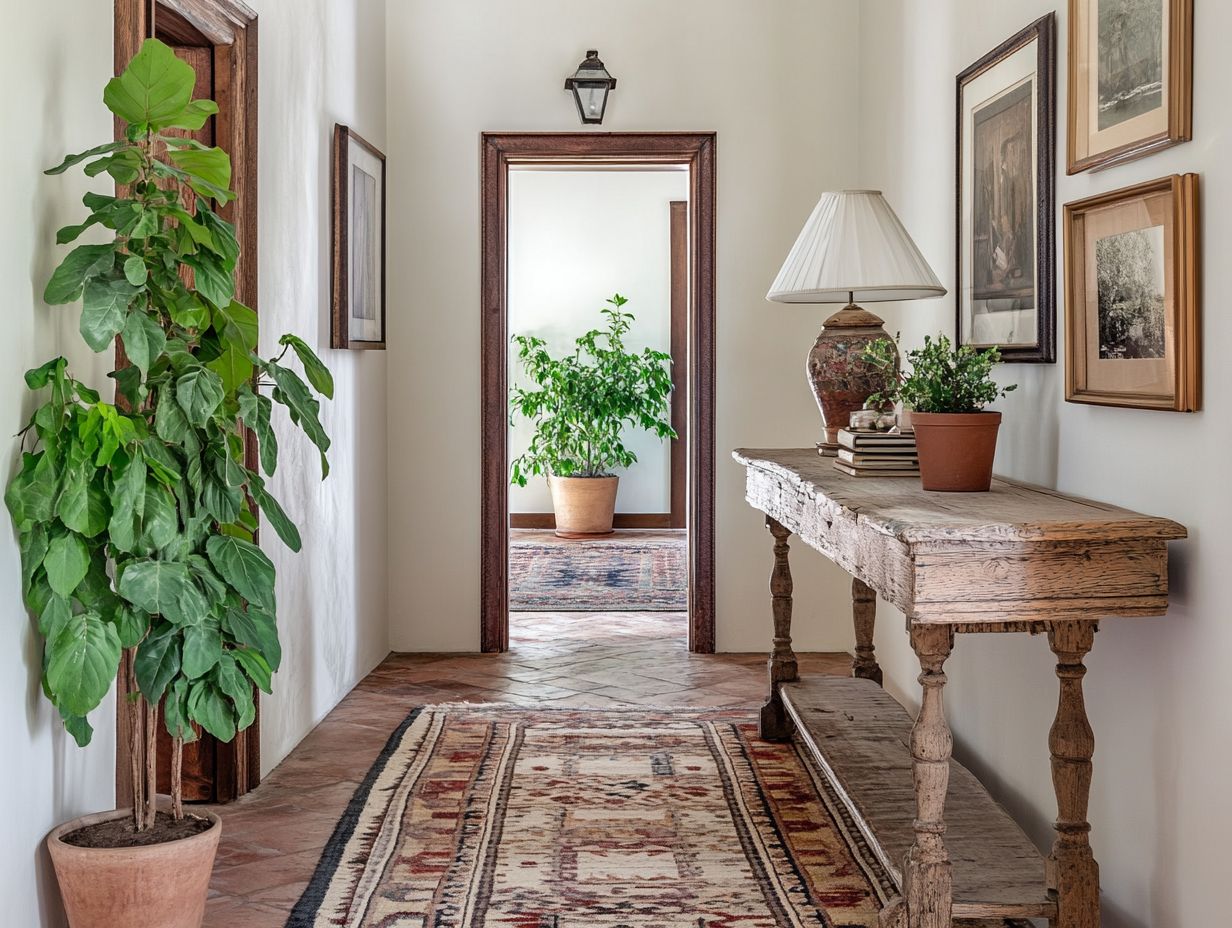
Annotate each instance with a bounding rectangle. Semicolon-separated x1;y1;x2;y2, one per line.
863;334;1016;413
6;38;333;833
510;294;675;485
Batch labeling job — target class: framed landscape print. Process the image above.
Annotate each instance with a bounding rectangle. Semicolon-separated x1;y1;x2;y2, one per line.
1067;0;1193;174
1064;174;1199;411
957;14;1056;363
331;125;387;349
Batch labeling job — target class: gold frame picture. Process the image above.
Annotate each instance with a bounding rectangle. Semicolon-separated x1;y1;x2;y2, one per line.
1067;0;1193;174
1064;174;1199;411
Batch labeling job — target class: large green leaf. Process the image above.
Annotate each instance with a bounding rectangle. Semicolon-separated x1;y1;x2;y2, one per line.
168;147;232;195
138;483;179;551
134;622;181;704
114;604;147;649
232;646;272;694
269;362;330;477
108;451;146;553
215;652;255;729
250;480;301;553
38;595;73;641
164;98;219;132
215;301;258;352
181;251;234;308
18;524;50;595
175;368;225;427
44;533;90;598
120;309;166;376
59;706;94;748
206;535;275;611
207;343;254;394
81;278;139;352
46;612;121;717
182;622;222;679
162;677;197;742
45;142;124;176
117;559;209;626
188;680;236;742
57;463;110;538
104;38;195;129
278;334;334;399
43;244;116;305
225;605;281;672
6;451;60;531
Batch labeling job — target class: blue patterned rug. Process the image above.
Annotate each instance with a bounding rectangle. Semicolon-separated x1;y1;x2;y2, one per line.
508;540;687;611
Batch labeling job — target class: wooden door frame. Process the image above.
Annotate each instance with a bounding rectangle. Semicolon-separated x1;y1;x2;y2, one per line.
114;0;260;802
480;132;717;653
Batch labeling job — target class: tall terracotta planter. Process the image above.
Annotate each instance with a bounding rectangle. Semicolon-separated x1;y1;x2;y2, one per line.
47;809;221;928
549;475;619;537
911;411;1002;492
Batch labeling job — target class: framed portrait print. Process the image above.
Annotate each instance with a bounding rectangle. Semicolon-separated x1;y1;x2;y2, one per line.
1067;0;1193;174
1064;174;1199;411
331;125;386;349
957;14;1056;363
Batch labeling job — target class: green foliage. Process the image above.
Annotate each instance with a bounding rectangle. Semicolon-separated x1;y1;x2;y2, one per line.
863;334;1016;414
6;39;333;753
509;295;676;486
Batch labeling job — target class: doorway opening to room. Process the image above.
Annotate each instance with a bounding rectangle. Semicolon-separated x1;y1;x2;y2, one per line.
480;133;716;654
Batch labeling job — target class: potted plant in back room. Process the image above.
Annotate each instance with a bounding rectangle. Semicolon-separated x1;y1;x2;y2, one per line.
510;294;675;536
864;335;1015;492
6;39;333;928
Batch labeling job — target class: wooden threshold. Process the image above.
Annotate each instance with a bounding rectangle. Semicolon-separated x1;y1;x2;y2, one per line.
781;677;1055;921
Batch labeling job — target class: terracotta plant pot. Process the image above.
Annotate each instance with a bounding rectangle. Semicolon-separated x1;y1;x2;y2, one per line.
549;474;619;537
911;411;1002;492
47;808;221;928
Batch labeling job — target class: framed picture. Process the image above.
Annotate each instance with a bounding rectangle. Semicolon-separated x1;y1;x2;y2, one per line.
331;124;386;349
956;14;1056;363
1067;0;1193;174
1064;174;1199;411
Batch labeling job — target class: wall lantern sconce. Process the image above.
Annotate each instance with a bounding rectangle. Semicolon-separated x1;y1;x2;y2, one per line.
564;50;617;125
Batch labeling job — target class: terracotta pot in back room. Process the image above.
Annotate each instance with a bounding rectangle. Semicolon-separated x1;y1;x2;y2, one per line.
549;474;619;537
47;808;221;928
910;411;1002;492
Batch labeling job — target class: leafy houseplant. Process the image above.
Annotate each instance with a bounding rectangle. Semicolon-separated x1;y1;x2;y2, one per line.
864;335;1015;492
510;294;675;535
7;38;332;925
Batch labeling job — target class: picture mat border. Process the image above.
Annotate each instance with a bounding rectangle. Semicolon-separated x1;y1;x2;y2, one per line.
331;124;388;350
956;12;1057;363
1063;173;1200;411
1066;0;1193;174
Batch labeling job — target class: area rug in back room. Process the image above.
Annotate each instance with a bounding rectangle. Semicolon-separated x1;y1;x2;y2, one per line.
508;539;687;611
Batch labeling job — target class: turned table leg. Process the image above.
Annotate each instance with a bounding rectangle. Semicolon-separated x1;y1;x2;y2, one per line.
902;625;955;928
851;577;883;685
759;516;798;741
1047;621;1099;928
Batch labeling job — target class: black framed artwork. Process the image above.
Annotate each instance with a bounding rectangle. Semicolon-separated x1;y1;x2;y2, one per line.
956;13;1057;363
331;124;387;350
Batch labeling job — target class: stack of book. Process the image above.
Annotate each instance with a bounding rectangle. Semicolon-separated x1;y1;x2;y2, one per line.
833;428;919;478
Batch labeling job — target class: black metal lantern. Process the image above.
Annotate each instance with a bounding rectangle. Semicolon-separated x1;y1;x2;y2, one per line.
564;50;616;125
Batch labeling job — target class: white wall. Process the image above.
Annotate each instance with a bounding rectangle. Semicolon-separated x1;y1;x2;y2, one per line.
858;2;1230;925
385;0;864;651
249;0;390;773
507;168;687;514
0;3;118;924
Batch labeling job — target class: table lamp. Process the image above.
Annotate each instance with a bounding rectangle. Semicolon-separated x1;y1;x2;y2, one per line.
767;190;945;451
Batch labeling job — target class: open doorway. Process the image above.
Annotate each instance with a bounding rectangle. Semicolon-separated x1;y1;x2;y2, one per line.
506;166;689;639
480;133;716;654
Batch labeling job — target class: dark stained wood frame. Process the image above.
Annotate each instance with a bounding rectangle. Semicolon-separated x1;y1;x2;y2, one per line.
481;132;717;653
1066;0;1193;174
1063;173;1200;411
114;0;260;803
330;125;388;350
510;198;690;533
955;12;1056;364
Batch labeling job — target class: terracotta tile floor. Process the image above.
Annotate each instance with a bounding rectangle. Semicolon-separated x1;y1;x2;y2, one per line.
203;611;850;927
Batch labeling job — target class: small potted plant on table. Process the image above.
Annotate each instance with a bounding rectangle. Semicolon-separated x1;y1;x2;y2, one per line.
8;39;333;927
865;335;1015;492
510;294;675;536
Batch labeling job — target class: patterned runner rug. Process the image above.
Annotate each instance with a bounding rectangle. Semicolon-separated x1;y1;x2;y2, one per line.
287;704;898;928
508;540;687;612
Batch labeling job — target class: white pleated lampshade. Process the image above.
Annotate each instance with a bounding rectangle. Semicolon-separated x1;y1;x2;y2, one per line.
767;190;946;304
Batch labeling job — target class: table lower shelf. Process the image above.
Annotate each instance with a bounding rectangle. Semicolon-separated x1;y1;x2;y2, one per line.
781;676;1056;922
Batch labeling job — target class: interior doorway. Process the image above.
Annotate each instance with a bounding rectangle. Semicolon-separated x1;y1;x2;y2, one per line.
480;133;716;654
113;0;259;803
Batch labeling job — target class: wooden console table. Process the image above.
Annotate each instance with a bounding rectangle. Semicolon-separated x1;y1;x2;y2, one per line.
734;449;1186;928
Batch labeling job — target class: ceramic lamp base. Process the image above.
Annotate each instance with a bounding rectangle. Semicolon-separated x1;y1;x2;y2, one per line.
806;303;898;444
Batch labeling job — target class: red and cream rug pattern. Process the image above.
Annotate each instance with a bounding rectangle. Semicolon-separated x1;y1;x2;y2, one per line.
288;704;895;927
